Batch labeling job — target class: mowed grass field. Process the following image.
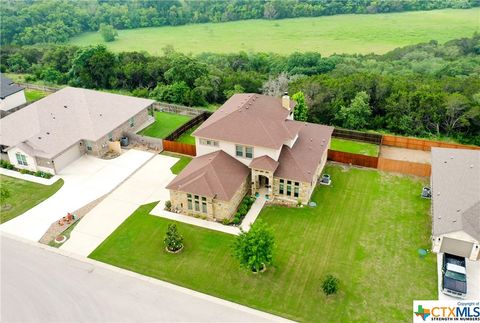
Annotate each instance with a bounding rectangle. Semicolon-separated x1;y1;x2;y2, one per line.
0;175;64;223
69;8;480;55
90;165;436;322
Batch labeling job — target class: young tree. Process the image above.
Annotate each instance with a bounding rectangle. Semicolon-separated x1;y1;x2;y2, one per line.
164;223;183;252
336;91;372;130
0;187;10;207
99;24;118;42
233;220;275;272
292;91;308;121
322;274;339;295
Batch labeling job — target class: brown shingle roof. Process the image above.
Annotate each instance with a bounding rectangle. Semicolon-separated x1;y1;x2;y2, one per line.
249;155;279;172
0;87;154;159
166;150;250;201
431;148;480;240
192;94;298;149
275;122;334;183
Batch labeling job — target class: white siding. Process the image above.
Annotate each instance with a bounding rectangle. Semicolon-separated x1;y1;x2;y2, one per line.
195;137;282;165
7;147;37;172
0;90;27;111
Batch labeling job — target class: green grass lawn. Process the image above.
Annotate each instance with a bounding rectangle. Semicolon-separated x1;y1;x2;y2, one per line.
69;8;479;55
0;175;64;223
161;152;192;174
90;165;435;322
25;89;49;102
330;138;380;156
175;125;198;145
138;111;191;138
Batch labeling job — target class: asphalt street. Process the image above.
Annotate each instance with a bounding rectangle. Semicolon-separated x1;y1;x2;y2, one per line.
1;235;289;322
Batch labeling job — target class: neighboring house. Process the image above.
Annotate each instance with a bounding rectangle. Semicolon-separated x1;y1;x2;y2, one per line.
0;87;154;174
431;148;480;261
0;74;27;112
167;93;333;221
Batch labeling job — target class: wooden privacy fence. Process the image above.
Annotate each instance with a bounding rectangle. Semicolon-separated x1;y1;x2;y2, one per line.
163;140;196;156
153;102;210;117
327;150;379;168
377;158;431;177
382;134;480;151
165;112;212;141
332;128;382;144
17;82;60;93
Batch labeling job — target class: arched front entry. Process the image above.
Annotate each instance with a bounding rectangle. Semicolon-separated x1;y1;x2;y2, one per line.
258;175;269;188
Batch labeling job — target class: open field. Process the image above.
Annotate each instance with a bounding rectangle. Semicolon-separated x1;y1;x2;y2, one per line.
69;9;479;55
138;111;191;139
0;175;64;223
90;164;435;322
330;138;380;156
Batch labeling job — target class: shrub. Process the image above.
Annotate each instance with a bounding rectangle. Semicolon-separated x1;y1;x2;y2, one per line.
232;216;241;225
297;199;302;207
165;200;172;211
322;275;339;295
99;24;118;42
164;223;183;252
222;218;230;225
238;204;248;216
19;169;28;174
233;220;275;272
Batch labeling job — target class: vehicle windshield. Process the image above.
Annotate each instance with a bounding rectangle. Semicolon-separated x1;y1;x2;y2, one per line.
445;270;466;282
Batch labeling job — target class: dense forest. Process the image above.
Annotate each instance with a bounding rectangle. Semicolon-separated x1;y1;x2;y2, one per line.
2;34;479;144
1;0;479;45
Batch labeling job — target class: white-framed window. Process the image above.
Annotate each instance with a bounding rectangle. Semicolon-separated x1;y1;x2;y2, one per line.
201;197;207;213
86;142;93;151
129;117;135;127
108;132;113;141
200;139;219;147
187;194;192;210
236;145;254;159
15;152;28;166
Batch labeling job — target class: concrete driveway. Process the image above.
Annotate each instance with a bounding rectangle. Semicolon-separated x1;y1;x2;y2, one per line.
0;150;154;241
61;154;178;256
436;253;480;300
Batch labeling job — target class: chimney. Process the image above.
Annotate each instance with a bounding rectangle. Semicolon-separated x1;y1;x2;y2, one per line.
282;92;290;110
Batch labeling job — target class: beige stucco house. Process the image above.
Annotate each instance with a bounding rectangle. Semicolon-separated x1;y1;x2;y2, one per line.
431;148;480;261
0;87;154;174
167;93;333;221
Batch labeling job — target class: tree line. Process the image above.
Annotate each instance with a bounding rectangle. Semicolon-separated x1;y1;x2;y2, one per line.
2;0;478;45
1;34;479;145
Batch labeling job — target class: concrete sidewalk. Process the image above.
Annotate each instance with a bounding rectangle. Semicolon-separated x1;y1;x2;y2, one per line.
240;195;266;231
1;150;154;241
61;154;178;256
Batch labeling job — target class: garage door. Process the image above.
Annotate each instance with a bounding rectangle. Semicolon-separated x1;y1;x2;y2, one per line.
53;143;83;173
440;237;474;258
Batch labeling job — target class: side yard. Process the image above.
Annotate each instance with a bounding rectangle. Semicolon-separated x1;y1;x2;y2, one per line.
161;152;192;174
90;165;436;322
0;175;64;223
138;111;191;138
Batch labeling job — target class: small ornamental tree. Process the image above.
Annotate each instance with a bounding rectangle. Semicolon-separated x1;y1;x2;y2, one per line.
233;220;274;272
164;223;183;252
99;24;118;42
322;274;339;295
0;186;10;207
292;91;308;121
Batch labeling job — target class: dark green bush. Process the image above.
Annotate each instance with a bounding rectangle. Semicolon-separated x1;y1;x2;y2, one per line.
322;275;339;295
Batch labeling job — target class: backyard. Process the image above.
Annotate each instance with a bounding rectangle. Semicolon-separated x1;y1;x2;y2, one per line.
330;138;380;157
25;89;49;102
138;111;191;138
0;175;64;223
90;164;436;322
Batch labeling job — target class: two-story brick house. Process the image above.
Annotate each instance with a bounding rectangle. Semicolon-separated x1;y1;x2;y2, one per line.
166;93;333;221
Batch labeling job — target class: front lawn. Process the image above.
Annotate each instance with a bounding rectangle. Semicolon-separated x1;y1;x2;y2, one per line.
90;165;435;322
138;111;191;139
0;175;64;223
330;137;380;156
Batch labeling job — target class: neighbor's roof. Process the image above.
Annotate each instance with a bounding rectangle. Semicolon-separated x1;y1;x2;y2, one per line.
249;155;279;173
166;150;250;201
192;93;299;149
275;122;334;183
0;74;24;99
0;87;154;159
431;148;480;240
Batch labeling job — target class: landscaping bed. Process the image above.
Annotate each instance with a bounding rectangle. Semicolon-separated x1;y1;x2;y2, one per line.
90;164;435;322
